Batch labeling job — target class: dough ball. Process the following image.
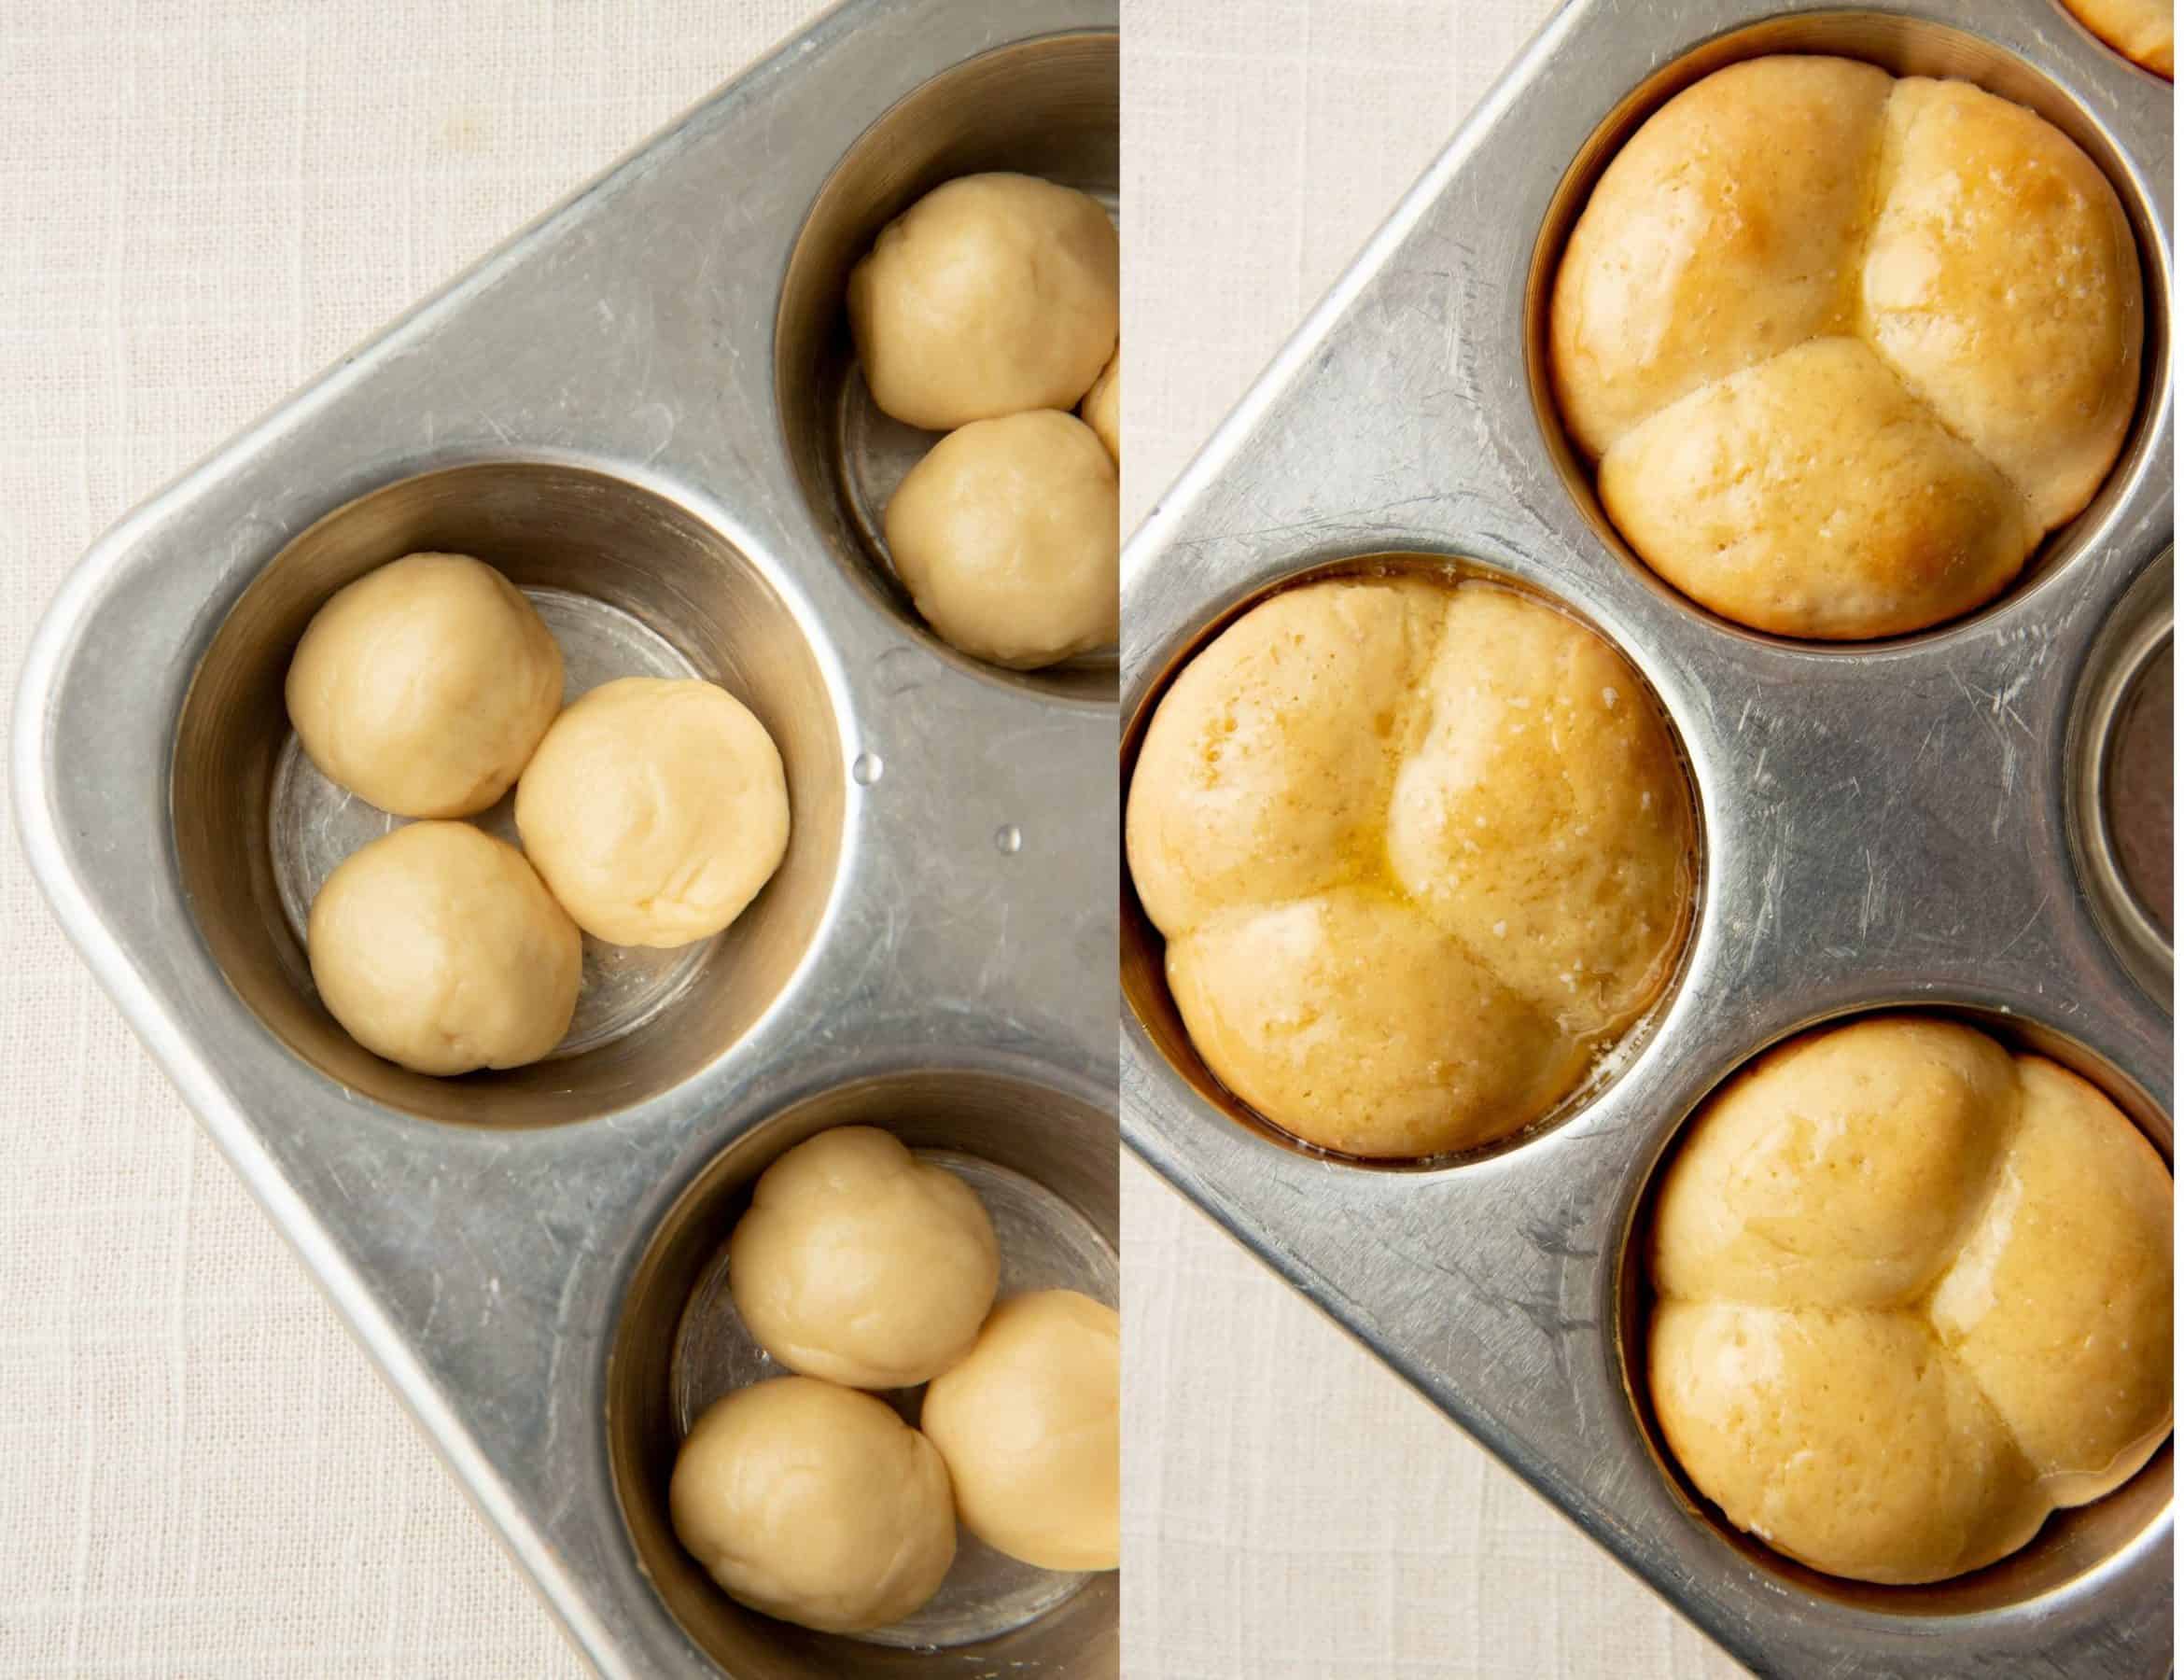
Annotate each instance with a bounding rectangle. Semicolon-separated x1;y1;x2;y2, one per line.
920;1290;1119;1572
729;1127;1000;1390
2061;0;2172;75
670;1376;956;1633
884;409;1119;669
1081;348;1120;462
286;552;563;818
307;820;581;1075
848;172;1119;430
1647;1015;2173;1583
513;678;789;948
1126;576;1693;1156
1550;58;2142;637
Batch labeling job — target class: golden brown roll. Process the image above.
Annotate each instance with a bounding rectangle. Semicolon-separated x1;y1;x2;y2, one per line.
1647;1015;2173;1584
1551;57;2142;638
2061;0;2173;75
1127;575;1693;1158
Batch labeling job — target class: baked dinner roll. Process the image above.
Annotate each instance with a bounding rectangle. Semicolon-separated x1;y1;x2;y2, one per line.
1126;575;1693;1157
286;552;563;818
307;820;581;1076
2061;0;2173;75
513;678;790;948
729;1127;1000;1391
848;172;1119;431
1648;1015;2173;1584
884;409;1119;669
1551;57;2142;638
670;1376;956;1633
919;1290;1120;1572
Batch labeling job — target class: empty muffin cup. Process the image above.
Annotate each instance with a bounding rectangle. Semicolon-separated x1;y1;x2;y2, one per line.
2069;550;2174;1002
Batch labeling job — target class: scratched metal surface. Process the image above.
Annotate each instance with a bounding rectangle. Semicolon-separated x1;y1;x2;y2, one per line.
11;1;1117;1675
1119;0;2173;1675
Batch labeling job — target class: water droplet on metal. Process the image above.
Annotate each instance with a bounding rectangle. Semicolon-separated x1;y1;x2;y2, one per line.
851;751;883;786
994;823;1023;855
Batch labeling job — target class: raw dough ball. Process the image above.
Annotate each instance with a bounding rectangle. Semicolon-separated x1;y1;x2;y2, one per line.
848;172;1119;431
920;1290;1119;1572
670;1376;957;1632
2062;0;2173;74
286;552;563;818
307;820;581;1075
1648;1016;2173;1584
729;1127;1000;1390
1126;576;1694;1157
513;678;790;948
885;410;1119;669
1081;348;1120;462
1550;58;2142;637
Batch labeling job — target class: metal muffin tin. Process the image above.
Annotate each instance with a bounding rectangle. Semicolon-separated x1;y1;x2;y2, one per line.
13;1;1117;1674
1121;1;2172;1674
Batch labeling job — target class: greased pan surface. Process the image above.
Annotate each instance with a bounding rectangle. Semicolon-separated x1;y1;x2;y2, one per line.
1120;1;2171;1673
13;1;1118;1674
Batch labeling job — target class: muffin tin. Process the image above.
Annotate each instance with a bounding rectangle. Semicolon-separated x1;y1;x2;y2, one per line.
1120;1;2171;1673
14;1;1117;1674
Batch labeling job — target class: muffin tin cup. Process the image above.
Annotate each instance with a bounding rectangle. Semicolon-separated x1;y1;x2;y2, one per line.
15;3;1116;1675
609;1071;1119;1676
1121;1;2169;1673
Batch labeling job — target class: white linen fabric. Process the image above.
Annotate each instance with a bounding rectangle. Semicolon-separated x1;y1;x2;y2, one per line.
1118;3;1744;1675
